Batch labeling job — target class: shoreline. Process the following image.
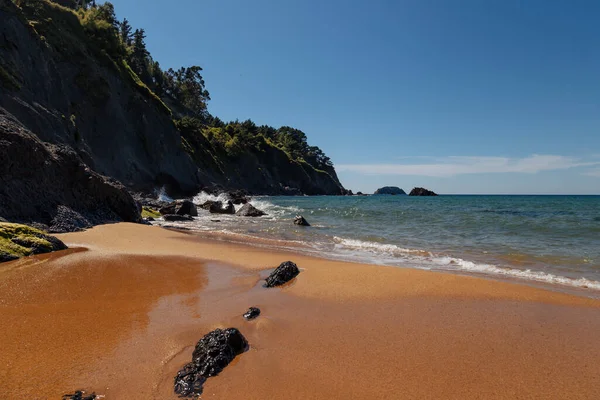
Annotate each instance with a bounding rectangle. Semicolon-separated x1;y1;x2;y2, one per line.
1;223;599;399
160;225;600;300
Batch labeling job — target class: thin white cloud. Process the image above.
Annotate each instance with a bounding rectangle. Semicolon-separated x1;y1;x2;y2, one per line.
584;168;600;177
337;154;600;177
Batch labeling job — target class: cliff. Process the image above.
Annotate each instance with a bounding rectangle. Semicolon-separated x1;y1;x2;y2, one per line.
0;0;345;201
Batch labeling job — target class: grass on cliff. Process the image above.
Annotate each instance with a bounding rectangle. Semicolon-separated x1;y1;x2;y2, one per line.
0;222;57;261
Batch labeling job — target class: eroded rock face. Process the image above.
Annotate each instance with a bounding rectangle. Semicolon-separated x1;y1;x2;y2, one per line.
294;215;310;226
243;307;261;320
174;328;248;397
236;203;266;217
0;111;141;232
409;187;438;196
265;261;300;288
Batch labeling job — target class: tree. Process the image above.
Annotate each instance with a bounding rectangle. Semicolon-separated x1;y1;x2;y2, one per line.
165;66;211;117
130;29;150;80
95;2;117;28
119;18;133;46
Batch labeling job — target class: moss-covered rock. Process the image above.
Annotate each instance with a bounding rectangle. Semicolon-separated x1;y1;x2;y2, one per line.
141;206;161;219
0;222;68;263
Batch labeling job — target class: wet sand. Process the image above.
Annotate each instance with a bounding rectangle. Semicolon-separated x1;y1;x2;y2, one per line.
0;223;599;399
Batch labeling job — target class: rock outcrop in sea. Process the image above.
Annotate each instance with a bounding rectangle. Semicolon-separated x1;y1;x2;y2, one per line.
294;215;310;226
409;187;438;196
374;186;406;195
236;203;267;217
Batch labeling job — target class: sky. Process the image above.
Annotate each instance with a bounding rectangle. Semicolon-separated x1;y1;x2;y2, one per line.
109;0;600;194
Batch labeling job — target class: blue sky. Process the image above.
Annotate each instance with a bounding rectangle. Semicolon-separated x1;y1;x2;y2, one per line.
110;0;600;194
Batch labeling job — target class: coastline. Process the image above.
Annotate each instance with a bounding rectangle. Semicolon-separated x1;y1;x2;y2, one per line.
0;222;599;399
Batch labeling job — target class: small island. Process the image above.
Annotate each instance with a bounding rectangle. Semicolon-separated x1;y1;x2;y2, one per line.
409;187;438;196
374;186;406;195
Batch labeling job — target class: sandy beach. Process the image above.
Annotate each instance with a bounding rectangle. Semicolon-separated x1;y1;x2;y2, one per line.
0;222;599;399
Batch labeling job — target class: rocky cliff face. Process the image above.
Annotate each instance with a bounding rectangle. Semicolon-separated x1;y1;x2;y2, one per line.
0;0;346;199
0;108;140;231
0;0;201;195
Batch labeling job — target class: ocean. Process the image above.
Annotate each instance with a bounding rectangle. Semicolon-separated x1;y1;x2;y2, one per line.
155;193;600;293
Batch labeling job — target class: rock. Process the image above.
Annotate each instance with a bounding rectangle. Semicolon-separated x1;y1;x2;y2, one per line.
236;203;266;217
200;200;235;214
0;111;141;231
159;200;197;216
211;219;221;223
228;190;250;205
294;215;310;226
356;191;364;195
1;222;67;263
174;328;248;397
243;307;261;320
264;261;300;287
409;187;438;196
62;390;97;400
374;186;406;195
163;214;193;221
282;186;303;196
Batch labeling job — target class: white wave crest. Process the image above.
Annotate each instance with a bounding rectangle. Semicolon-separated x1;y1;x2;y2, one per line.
192;191;231;205
432;256;600;290
333;237;429;255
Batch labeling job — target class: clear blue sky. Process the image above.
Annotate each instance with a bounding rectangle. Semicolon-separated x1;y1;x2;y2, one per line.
110;0;600;194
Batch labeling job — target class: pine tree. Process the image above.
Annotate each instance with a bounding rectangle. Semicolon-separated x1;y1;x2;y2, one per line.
119;18;133;46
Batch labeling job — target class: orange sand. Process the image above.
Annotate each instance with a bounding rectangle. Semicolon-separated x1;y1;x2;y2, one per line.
0;222;598;399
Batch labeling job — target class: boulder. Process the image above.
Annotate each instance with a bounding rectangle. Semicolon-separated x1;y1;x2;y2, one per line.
228;190;250;205
159;200;197;216
0;222;67;263
409;187;438;196
62;390;98;400
294;215;310;226
200;201;235;214
264;261;300;287
236;203;266;217
243;307;261;320
174;328;248;397
374;186;406;195
163;214;193;222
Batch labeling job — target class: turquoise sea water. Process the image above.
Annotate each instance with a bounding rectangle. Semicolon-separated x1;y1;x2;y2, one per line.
158;193;600;292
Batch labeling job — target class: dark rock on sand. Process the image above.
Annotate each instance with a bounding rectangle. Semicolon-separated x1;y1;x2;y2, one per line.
409;187;438;196
159;200;198;217
243;307;261;320
163;214;193;222
294;215;310;226
265;261;300;288
62;390;97;400
374;186;406;195
200;200;235;215
236;203;267;217
174;328;248;397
